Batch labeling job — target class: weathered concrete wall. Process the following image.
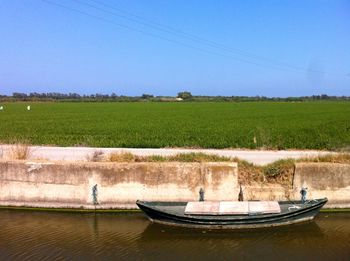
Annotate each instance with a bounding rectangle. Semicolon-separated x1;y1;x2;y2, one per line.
244;184;291;202
0;160;238;209
242;163;350;208
0;161;349;209
293;163;350;208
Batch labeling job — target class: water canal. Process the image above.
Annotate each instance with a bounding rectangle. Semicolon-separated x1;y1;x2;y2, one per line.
0;210;349;260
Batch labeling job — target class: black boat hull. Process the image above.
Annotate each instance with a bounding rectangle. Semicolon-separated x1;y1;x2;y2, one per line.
136;198;328;229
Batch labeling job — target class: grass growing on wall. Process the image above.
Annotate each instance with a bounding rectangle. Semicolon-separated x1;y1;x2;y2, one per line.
108;152;232;163
107;152;350;187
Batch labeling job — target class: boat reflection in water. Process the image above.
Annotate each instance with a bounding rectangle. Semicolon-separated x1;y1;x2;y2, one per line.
138;220;326;260
0;210;349;260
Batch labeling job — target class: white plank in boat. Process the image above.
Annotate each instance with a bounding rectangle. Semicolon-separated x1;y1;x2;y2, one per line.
248;201;281;214
184;202;220;215
185;201;249;215
219;202;249;214
185;201;281;215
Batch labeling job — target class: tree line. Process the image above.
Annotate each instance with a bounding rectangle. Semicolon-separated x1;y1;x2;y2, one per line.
0;91;349;102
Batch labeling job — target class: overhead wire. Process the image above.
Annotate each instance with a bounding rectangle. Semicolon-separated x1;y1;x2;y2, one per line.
72;0;308;73
41;0;345;76
41;0;297;72
85;0;307;72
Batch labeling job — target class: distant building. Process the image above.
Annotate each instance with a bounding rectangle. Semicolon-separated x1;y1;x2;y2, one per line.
158;97;183;102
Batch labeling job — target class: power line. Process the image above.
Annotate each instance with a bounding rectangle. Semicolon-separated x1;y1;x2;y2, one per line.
73;0;307;73
86;0;306;72
41;0;344;76
82;0;342;75
41;0;296;72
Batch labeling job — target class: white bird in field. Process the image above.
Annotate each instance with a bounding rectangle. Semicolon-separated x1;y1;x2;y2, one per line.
0;106;3;111
27;105;31;111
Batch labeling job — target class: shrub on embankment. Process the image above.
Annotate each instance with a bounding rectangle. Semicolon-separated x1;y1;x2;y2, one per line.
108;152;231;163
105;152;350;187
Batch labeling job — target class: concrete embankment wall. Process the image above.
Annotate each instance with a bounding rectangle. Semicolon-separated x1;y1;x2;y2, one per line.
0;161;349;209
241;163;350;208
0;161;237;209
293;163;350;208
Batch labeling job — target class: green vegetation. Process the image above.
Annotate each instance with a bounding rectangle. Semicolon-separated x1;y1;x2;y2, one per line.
2;92;349;102
235;158;295;186
177;91;193;100
0;101;349;149
298;153;350;164
104;151;350;187
108;152;231;163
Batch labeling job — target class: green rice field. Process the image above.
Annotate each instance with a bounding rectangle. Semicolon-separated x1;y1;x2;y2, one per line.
0;101;349;149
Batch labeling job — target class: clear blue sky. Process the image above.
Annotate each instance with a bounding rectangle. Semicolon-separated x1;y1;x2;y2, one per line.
0;0;349;97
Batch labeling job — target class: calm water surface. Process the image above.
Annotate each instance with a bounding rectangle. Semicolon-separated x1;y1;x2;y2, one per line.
0;210;349;260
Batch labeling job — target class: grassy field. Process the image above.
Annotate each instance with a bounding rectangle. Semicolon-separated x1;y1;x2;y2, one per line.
0;101;349;150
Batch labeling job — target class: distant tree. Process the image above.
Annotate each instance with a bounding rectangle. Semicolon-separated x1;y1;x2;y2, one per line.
111;92;118;99
141;94;154;99
13;92;28;98
321;94;329;100
177;91;193;100
4;91;349;102
68;93;81;99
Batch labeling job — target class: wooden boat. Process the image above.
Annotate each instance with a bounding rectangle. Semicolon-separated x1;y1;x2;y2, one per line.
136;198;328;229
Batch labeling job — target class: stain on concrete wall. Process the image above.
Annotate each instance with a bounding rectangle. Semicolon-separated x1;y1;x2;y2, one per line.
293;163;350;207
0;160;238;209
1;161;349;209
294;163;350;190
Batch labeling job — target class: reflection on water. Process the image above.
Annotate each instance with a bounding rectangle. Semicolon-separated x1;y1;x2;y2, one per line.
0;210;349;260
